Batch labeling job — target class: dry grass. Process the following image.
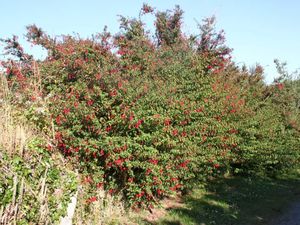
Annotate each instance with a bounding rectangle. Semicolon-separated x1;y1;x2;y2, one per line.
0;73;51;225
73;188;138;225
0;103;33;157
0;72;34;155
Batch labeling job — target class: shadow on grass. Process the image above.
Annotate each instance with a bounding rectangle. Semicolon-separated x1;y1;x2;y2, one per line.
158;174;300;225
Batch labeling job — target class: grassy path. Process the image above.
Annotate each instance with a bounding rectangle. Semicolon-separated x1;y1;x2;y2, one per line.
141;170;300;225
269;201;300;225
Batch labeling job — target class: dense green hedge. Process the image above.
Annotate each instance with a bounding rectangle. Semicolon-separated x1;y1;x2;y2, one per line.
1;4;299;208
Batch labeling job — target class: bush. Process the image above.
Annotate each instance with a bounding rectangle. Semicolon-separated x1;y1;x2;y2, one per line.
1;4;299;209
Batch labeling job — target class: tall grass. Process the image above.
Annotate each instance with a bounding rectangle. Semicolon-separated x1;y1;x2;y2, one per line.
0;82;33;158
73;189;135;225
0;72;58;224
0;74;36;224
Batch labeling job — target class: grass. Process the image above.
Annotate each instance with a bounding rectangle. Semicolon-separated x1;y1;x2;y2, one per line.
151;170;300;225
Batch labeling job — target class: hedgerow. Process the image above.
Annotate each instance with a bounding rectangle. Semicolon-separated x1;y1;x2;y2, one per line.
1;4;299;209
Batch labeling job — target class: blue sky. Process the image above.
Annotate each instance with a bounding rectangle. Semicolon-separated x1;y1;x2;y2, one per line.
1;0;299;83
